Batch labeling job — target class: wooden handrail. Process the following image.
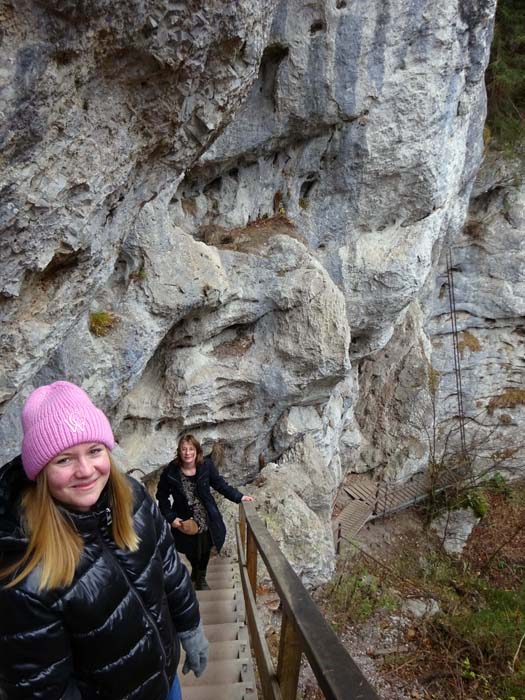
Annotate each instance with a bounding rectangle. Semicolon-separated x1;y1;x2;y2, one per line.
237;501;381;700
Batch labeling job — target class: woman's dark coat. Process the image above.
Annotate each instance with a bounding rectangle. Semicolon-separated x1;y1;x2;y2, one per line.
0;456;200;700
156;457;243;553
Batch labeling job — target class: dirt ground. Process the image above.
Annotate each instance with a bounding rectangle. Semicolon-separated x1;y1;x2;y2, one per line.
258;479;525;700
307;510;442;700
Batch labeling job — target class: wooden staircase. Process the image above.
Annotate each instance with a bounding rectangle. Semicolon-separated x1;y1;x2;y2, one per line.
180;556;257;700
333;471;436;541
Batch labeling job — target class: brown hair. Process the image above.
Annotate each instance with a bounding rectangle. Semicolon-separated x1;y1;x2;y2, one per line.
1;455;139;591
176;434;204;467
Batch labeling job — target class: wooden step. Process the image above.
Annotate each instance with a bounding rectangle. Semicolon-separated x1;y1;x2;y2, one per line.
180;682;255;700
205;566;237;575
181;659;254;687
199;601;245;625
198;599;242;613
344;478;377;501
205;567;237;576
180;640;250;667
334;499;373;539
207;560;238;570
204;573;239;589
196;588;239;602
203;622;248;642
206;639;250;660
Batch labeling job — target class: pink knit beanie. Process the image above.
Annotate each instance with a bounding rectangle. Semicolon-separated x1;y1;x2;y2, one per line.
21;381;115;481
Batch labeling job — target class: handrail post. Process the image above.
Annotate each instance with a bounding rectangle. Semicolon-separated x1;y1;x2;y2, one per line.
246;524;258;598
239;502;247;556
277;610;302;700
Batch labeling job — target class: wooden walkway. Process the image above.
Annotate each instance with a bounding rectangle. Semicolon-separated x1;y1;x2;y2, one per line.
333;470;438;542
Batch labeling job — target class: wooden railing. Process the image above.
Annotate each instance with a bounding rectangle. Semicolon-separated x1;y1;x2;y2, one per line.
236;501;381;700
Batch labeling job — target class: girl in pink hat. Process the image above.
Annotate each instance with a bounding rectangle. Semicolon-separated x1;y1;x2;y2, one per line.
0;381;208;700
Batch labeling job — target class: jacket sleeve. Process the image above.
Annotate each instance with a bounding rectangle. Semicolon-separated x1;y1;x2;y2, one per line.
155;465;176;524
149;493;201;634
0;587;81;700
207;459;244;503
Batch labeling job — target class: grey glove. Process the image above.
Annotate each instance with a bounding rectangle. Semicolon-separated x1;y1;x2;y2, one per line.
179;622;209;678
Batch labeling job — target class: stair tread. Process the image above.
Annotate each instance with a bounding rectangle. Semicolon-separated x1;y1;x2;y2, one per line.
199;599;243;613
202;622;248;642
180;643;251;666
180;682;255;700
202;580;238;588
180;659;255;687
201;611;245;625
206;639;250;660
204;570;238;578
196;588;238;601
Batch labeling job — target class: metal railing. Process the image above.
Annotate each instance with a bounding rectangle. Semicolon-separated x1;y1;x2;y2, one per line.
237;501;381;700
446;248;468;459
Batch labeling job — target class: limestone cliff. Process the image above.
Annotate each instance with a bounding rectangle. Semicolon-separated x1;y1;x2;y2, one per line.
1;0;508;584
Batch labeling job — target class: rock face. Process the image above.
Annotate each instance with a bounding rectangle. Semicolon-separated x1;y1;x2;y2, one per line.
353;302;434;482
426;153;525;477
0;0;502;583
113;222;351;486
354;153;525;489
0;0;278;403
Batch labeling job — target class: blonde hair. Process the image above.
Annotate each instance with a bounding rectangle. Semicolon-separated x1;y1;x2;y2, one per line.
1;456;139;591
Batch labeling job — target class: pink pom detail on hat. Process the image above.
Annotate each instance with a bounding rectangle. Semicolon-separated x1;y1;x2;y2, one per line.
21;381;115;481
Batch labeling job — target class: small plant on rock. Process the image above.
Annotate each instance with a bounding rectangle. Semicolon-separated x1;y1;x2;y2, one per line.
130;265;147;282
88;310;117;337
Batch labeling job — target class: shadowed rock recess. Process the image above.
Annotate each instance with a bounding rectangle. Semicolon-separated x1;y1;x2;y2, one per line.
2;0;520;586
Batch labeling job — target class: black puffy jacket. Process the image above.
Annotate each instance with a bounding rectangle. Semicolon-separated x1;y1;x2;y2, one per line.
0;456;200;700
156;457;243;552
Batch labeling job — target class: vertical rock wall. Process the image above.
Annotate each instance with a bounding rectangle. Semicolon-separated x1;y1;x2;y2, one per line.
426;153;525;477
0;0;501;583
354;153;525;487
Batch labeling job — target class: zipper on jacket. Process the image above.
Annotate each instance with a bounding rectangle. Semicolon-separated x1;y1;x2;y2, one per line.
97;532;170;695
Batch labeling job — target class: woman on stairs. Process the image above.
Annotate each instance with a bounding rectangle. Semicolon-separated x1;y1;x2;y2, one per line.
156;434;254;590
0;381;208;700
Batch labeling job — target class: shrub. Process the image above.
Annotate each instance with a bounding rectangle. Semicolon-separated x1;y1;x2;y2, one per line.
464;491;489;518
447;584;525;696
321;562;398;629
488;472;509;494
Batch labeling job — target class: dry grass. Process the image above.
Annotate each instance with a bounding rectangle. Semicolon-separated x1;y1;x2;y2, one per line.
458;331;482;357
212;334;254;357
200;215;308;253
463;221;484;239
487;388;525;415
